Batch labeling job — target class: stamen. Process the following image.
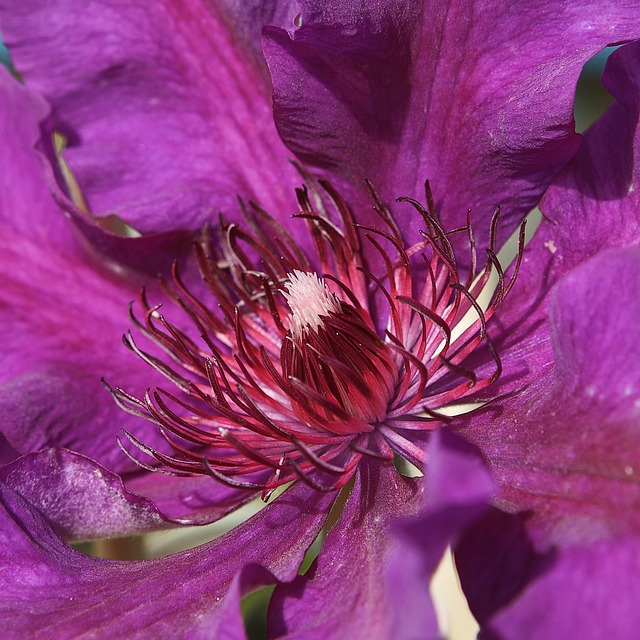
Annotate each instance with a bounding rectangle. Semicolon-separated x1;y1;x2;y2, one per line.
111;179;525;492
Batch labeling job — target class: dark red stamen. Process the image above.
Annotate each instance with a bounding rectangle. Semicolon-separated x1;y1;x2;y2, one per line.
106;179;525;498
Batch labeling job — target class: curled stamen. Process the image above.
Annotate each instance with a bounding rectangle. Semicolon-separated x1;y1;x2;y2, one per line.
112;179;524;492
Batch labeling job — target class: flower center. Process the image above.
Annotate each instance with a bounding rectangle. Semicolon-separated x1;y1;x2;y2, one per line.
108;179;525;496
283;270;342;340
282;270;397;426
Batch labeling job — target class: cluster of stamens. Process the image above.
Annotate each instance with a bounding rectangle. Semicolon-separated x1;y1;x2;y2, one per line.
107;179;525;498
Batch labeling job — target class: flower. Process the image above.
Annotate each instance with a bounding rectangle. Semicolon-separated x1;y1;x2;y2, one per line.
109;180;523;499
1;1;639;638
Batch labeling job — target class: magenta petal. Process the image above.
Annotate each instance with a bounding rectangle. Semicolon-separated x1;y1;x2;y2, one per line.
0;69;231;537
268;461;421;639
1;0;300;234
0;434;19;466
386;428;495;639
456;42;640;522
455;509;543;628
1;231;264;536
123;470;261;528
0;67;177;474
0;479;334;638
485;536;640;640
264;0;639;236
456;247;640;548
205;563;281;640
0;64;191;276
204;561;298;640
0;220;254;533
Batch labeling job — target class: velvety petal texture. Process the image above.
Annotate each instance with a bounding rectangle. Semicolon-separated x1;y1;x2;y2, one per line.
538;41;640;272
0;215;166;473
0;480;333;638
485;537;640;640
0;0;301;234
0;71;155;472
463;247;640;547
463;39;640;406
0;450;165;540
265;0;640;239
454;509;544;630
1;1;639;638
0;449;263;540
455;40;640;546
455;247;640;632
0;71;258;536
268;463;421;640
386;428;494;640
0;67;71;247
440;41;640;634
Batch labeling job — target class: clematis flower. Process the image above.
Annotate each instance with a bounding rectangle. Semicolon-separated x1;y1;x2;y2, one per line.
1;1;639;638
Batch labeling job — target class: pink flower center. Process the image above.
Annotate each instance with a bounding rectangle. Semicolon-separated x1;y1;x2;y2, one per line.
108;179;524;496
282;270;397;427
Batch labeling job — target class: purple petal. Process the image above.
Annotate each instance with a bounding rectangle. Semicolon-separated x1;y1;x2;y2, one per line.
454;174;640;630
0;479;334;638
466;39;640;419
0;216;259;536
0;449;263;540
0;224;166;473
0;67;75;250
268;461;422;639
0;0;301;234
202;564;278;640
0;65;193;276
264;0;639;237
0;434;19;466
386;428;495;639
0;66;190;475
454;508;545;627
538;40;640;275
0;68;260;536
123;469;261;527
485;536;640;640
204;571;249;640
0;449;166;540
455;248;640;548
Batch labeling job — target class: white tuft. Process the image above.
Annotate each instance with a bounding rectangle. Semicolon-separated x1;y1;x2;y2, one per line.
283;270;341;340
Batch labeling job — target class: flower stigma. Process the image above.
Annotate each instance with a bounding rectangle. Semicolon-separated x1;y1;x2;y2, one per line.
282;270;342;341
107;179;526;499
